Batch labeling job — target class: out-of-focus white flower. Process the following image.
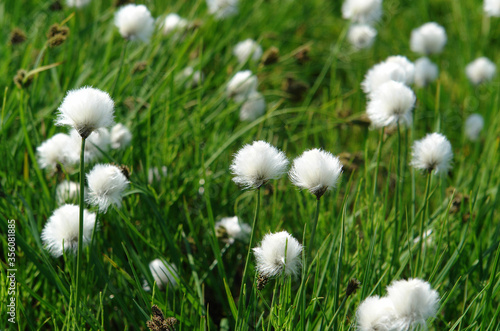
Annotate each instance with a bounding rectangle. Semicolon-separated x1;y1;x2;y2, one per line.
361;61;408;96
484;0;500;17
366;80;416;128
56;181;86;205
56;86;114;139
86;164;129;212
356;296;399;331
66;0;91;8
289;148;343;199
161;13;188;35
410;132;453;176
114;4;155;42
386;278;439;329
148;166;168;184
466;57;496;85
226;70;258;103
414;57;439;87
110;123;132;149
230;140;289;189
342;0;382;24
206;0;238;19
465;114;484;141
239;92;266;121
65;128;111;164
215;216;251;244
410;22;447;55
177;66;204;89
37;133;72;171
386;55;415;86
348;24;377;50
41;204;96;258
147;259;178;290
253;231;302;278
233;39;263;63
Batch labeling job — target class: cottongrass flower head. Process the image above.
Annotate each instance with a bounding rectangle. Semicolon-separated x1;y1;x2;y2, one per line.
253;231;303;279
465;114;484;141
342;0;382;24
226;70;258;103
56;86;114;139
347;24;377;50
37;133;72;171
41;204;96;258
65;128;111;164
466;57;496;85
414;57;438;87
161;13;188;35
386;278;439;329
239;92;266;122
410;22;447;55
148;259;178;290
110;123;132;149
411;132;453;175
233;39;263;63
366;80;416;129
386;55;415;86
230;140;289;189
361;61;408;96
66;0;91;8
177;66;204;89
215;216;251;244
114;4;155;42
206;0;239;19
56;181;86;205
484;0;500;17
289;148;343;199
86;164;129;212
356;296;399;331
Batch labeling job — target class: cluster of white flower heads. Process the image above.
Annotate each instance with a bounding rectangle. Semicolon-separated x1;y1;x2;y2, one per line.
233;39;263;64
362;56;415;96
410;22;447;55
114;4;155;42
253;231;303;278
484;0;500;17
215;216;251;244
56;86;114;139
289;148;343;199
206;0;239;19
465;57;496;85
230;140;289;189
86;164;129;212
464;114;484;141
414;57;439;87
37;133;72;171
110;123;132;149
348;24;377;50
357;278;439;331
162;13;188;35
148;259;179;290
41;204;97;258
342;0;382;24
411;132;453;176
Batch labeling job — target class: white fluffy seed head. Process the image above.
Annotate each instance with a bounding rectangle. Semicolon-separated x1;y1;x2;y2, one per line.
465;114;484;141
348;24;377;50
206;0;239;19
386;278;439;328
466;57;496;85
239;92;266;121
226;70;258;103
410;22;447;55
114;4;155;42
65;128;111;164
411;132;453;176
110;123;132;149
414;57;439;87
37;133;72;171
230;140;289;189
484;0;500;17
66;0;91;8
215;216;251;244
362;61;408;96
289;148;343;199
366;80;416;129
253;231;303;278
86;164;129;212
342;0;382;24
356;296;400;331
56;86;114;139
148;259;178;290
56;181;86;205
386;55;415;86
41;204;96;258
162;13;188;35
233;39;263;63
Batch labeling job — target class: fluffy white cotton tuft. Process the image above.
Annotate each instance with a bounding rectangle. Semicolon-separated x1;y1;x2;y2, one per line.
410;22;447;55
366;80;416;129
215;216;251;244
484;0;500;17
466;57;496;85
161;13;188;35
37;133;72;171
253;231;303;278
239;92;266;121
464;114;484;141
411;132;453;175
289;148;343;199
56;86;114;139
206;0;239;19
230;140;289;189
386;55;415;86
65;128;111;164
41;204;96;258
56;181;86;205
233;39;263;63
342;0;382;24
414;57;439;87
148;259;178;290
86;164;129;212
110;123;132;149
114;4;155;42
348;24;377;50
66;0;91;8
226;70;258;103
362;61;408;96
356;296;400;331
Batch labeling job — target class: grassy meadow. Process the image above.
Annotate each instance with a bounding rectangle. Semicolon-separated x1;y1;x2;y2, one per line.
1;0;499;329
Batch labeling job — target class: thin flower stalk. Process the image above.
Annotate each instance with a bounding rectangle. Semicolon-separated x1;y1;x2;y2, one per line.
391;122;402;277
75;136;86;324
416;172;432;276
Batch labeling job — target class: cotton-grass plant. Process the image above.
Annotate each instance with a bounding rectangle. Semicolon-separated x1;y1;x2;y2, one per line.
484;0;500;17
206;0;239;19
347;24;377;50
361;56;415;97
414;57;439;87
110;123;132;149
66;0;91;9
341;0;382;24
215;216;251;244
161;13;189;36
145;259;179;291
410;22;447;55
464;113;484;141
239;91;266;122
233;39;263;64
56;181;85;205
65;128;111;164
226;70;258;103
86;163;129;213
465;56;496;85
36;133;72;172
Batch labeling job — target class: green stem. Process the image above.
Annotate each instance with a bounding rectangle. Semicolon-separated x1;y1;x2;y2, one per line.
111;41;128;97
75;137;86;326
308;198;321;264
390;123;401;277
417;172;432;276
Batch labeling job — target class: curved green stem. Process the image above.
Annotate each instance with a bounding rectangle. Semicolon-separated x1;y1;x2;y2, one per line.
308;198;321;264
75;137;86;325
